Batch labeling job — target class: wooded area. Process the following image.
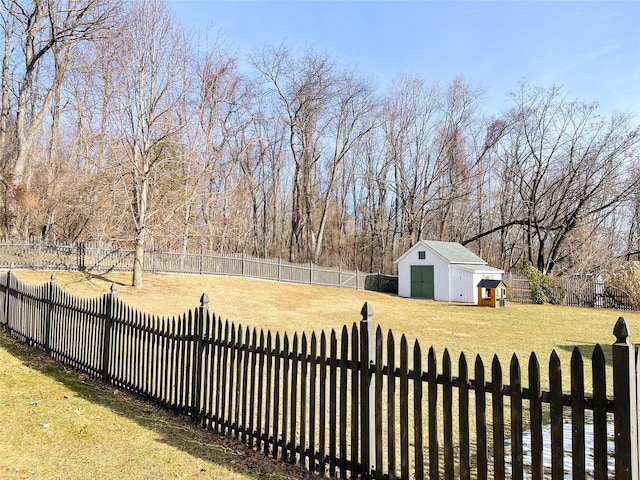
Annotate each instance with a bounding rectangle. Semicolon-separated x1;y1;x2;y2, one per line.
2;0;639;286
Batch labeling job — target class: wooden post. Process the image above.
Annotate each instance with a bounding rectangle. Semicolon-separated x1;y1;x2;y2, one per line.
613;317;639;480
2;270;11;332
360;302;376;477
151;238;156;274
356;268;359;290
192;293;208;423
309;261;313;285
44;273;55;355
339;264;342;288
278;257;282;282
102;283;117;383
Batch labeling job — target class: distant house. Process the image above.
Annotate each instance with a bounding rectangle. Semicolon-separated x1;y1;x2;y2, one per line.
394;240;504;304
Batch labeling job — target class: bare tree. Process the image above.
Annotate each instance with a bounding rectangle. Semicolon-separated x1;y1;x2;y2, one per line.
104;0;189;286
429;76;485;244
381;75;443;251
351;127;393;271
0;0;119;239
310;73;376;262
171;39;243;257
0;4;15;152
251;43;375;263
463;82;640;273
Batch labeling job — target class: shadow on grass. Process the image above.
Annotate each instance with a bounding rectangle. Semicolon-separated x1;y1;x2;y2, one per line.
0;330;314;480
556;342;613;368
59;271;130;288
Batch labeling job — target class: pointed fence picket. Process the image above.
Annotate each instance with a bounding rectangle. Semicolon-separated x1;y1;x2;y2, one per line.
1;270;638;479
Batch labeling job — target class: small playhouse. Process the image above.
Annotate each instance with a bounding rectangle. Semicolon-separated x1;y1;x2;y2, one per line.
477;279;507;308
395;240;505;305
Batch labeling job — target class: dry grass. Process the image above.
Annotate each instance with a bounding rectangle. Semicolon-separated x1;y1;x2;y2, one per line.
11;269;640;379
4;269;639;478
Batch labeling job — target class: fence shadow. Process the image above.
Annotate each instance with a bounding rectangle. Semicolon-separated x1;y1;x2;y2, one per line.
0;331;313;480
556;342;614;368
61;271;129;287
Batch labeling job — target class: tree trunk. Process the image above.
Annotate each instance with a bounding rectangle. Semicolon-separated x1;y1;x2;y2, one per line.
132;228;145;287
0;13;12;151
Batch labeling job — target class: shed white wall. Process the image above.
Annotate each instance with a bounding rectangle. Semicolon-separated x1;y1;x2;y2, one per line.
449;267;476;303
450;267;503;304
397;261;411;297
397;245;450;299
432;256;450;301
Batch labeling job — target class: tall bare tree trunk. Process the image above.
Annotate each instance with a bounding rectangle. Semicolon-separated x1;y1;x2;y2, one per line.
133;228;146;287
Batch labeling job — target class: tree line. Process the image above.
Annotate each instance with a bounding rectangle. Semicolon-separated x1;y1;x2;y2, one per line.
2;0;639;286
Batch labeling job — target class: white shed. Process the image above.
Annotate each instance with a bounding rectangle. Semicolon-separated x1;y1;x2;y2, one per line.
394;240;504;304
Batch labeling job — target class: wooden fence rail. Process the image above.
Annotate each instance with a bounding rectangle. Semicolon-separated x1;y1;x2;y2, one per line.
1;271;639;479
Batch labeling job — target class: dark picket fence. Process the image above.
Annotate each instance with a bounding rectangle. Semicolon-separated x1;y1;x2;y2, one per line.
1;270;639;479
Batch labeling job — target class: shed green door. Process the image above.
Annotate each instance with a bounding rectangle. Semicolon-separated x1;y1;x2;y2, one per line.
410;265;434;299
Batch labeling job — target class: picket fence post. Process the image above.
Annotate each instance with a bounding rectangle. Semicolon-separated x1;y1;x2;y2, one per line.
360;302;376;477
44;273;55;355
613;317;640;480
102;283;117;383
191;293;208;423
2;269;11;331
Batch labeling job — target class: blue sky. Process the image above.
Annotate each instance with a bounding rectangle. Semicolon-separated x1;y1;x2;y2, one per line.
169;1;640;119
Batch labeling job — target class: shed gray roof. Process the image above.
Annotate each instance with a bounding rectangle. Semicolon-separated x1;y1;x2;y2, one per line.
425;240;486;264
453;264;504;274
477;279;506;288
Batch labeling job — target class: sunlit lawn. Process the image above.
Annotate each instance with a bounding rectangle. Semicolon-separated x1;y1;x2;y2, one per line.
4;269;638;479
11;269;639;384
